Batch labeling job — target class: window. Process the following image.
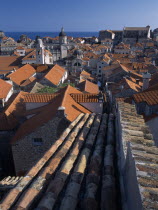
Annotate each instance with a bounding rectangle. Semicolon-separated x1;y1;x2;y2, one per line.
74;62;81;66
33;138;43;146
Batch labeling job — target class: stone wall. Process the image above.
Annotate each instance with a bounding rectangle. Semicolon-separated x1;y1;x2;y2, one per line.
116;101;158;210
12;117;70;175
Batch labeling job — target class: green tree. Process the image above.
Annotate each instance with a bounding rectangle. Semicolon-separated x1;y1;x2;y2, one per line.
37;83;75;93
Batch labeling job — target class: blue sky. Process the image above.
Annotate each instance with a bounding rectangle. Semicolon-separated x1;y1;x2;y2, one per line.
0;0;158;31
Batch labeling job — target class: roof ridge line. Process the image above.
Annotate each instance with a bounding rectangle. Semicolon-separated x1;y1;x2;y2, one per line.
4;91;27;115
69;93;93;113
61;85;71;107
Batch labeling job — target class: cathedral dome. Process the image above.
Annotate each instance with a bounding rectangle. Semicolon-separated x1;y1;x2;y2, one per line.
59;27;66;37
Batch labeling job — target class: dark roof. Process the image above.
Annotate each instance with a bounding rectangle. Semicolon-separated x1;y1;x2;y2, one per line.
59;27;66;36
0;113;113;210
0;101;157;210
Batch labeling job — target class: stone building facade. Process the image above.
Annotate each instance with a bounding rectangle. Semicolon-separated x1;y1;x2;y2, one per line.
123;26;151;44
12;117;70;175
99;30;123;45
42;28;74;62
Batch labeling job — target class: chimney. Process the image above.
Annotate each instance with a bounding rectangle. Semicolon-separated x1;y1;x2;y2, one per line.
57;106;66;117
142;72;151;91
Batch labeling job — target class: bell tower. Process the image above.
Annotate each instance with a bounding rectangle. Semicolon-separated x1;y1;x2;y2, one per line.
59;27;67;45
36;39;45;64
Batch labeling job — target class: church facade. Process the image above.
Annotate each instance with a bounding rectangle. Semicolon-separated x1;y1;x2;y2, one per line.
123;26;151;44
42;28;74;62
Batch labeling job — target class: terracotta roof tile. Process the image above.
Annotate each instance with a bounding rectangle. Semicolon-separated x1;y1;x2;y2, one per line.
0;91;27;130
70;93;99;102
102;64;120;71
16;46;25;50
11;86;91;143
5;91;28;118
115;42;130;50
20;76;36;87
0;79;12;99
22;48;52;61
124;78;141;92
1;100;157;209
7;64;36;86
76;43;93;51
82;57;90;61
77;80;99;94
23;93;60;103
80;70;90;76
83;52;98;59
32;64;50;73
22;50;36;61
0;113;111;210
133;90;158;105
44;64;66;86
0;56;22;71
0;113;17;131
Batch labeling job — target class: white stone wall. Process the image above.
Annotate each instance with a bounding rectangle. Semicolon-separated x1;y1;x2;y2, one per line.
61;71;68;83
44;53;53;64
17;49;26;56
4;87;13;103
60;45;68;59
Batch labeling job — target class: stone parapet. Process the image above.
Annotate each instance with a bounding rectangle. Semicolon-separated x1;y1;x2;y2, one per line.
116;101;158;210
